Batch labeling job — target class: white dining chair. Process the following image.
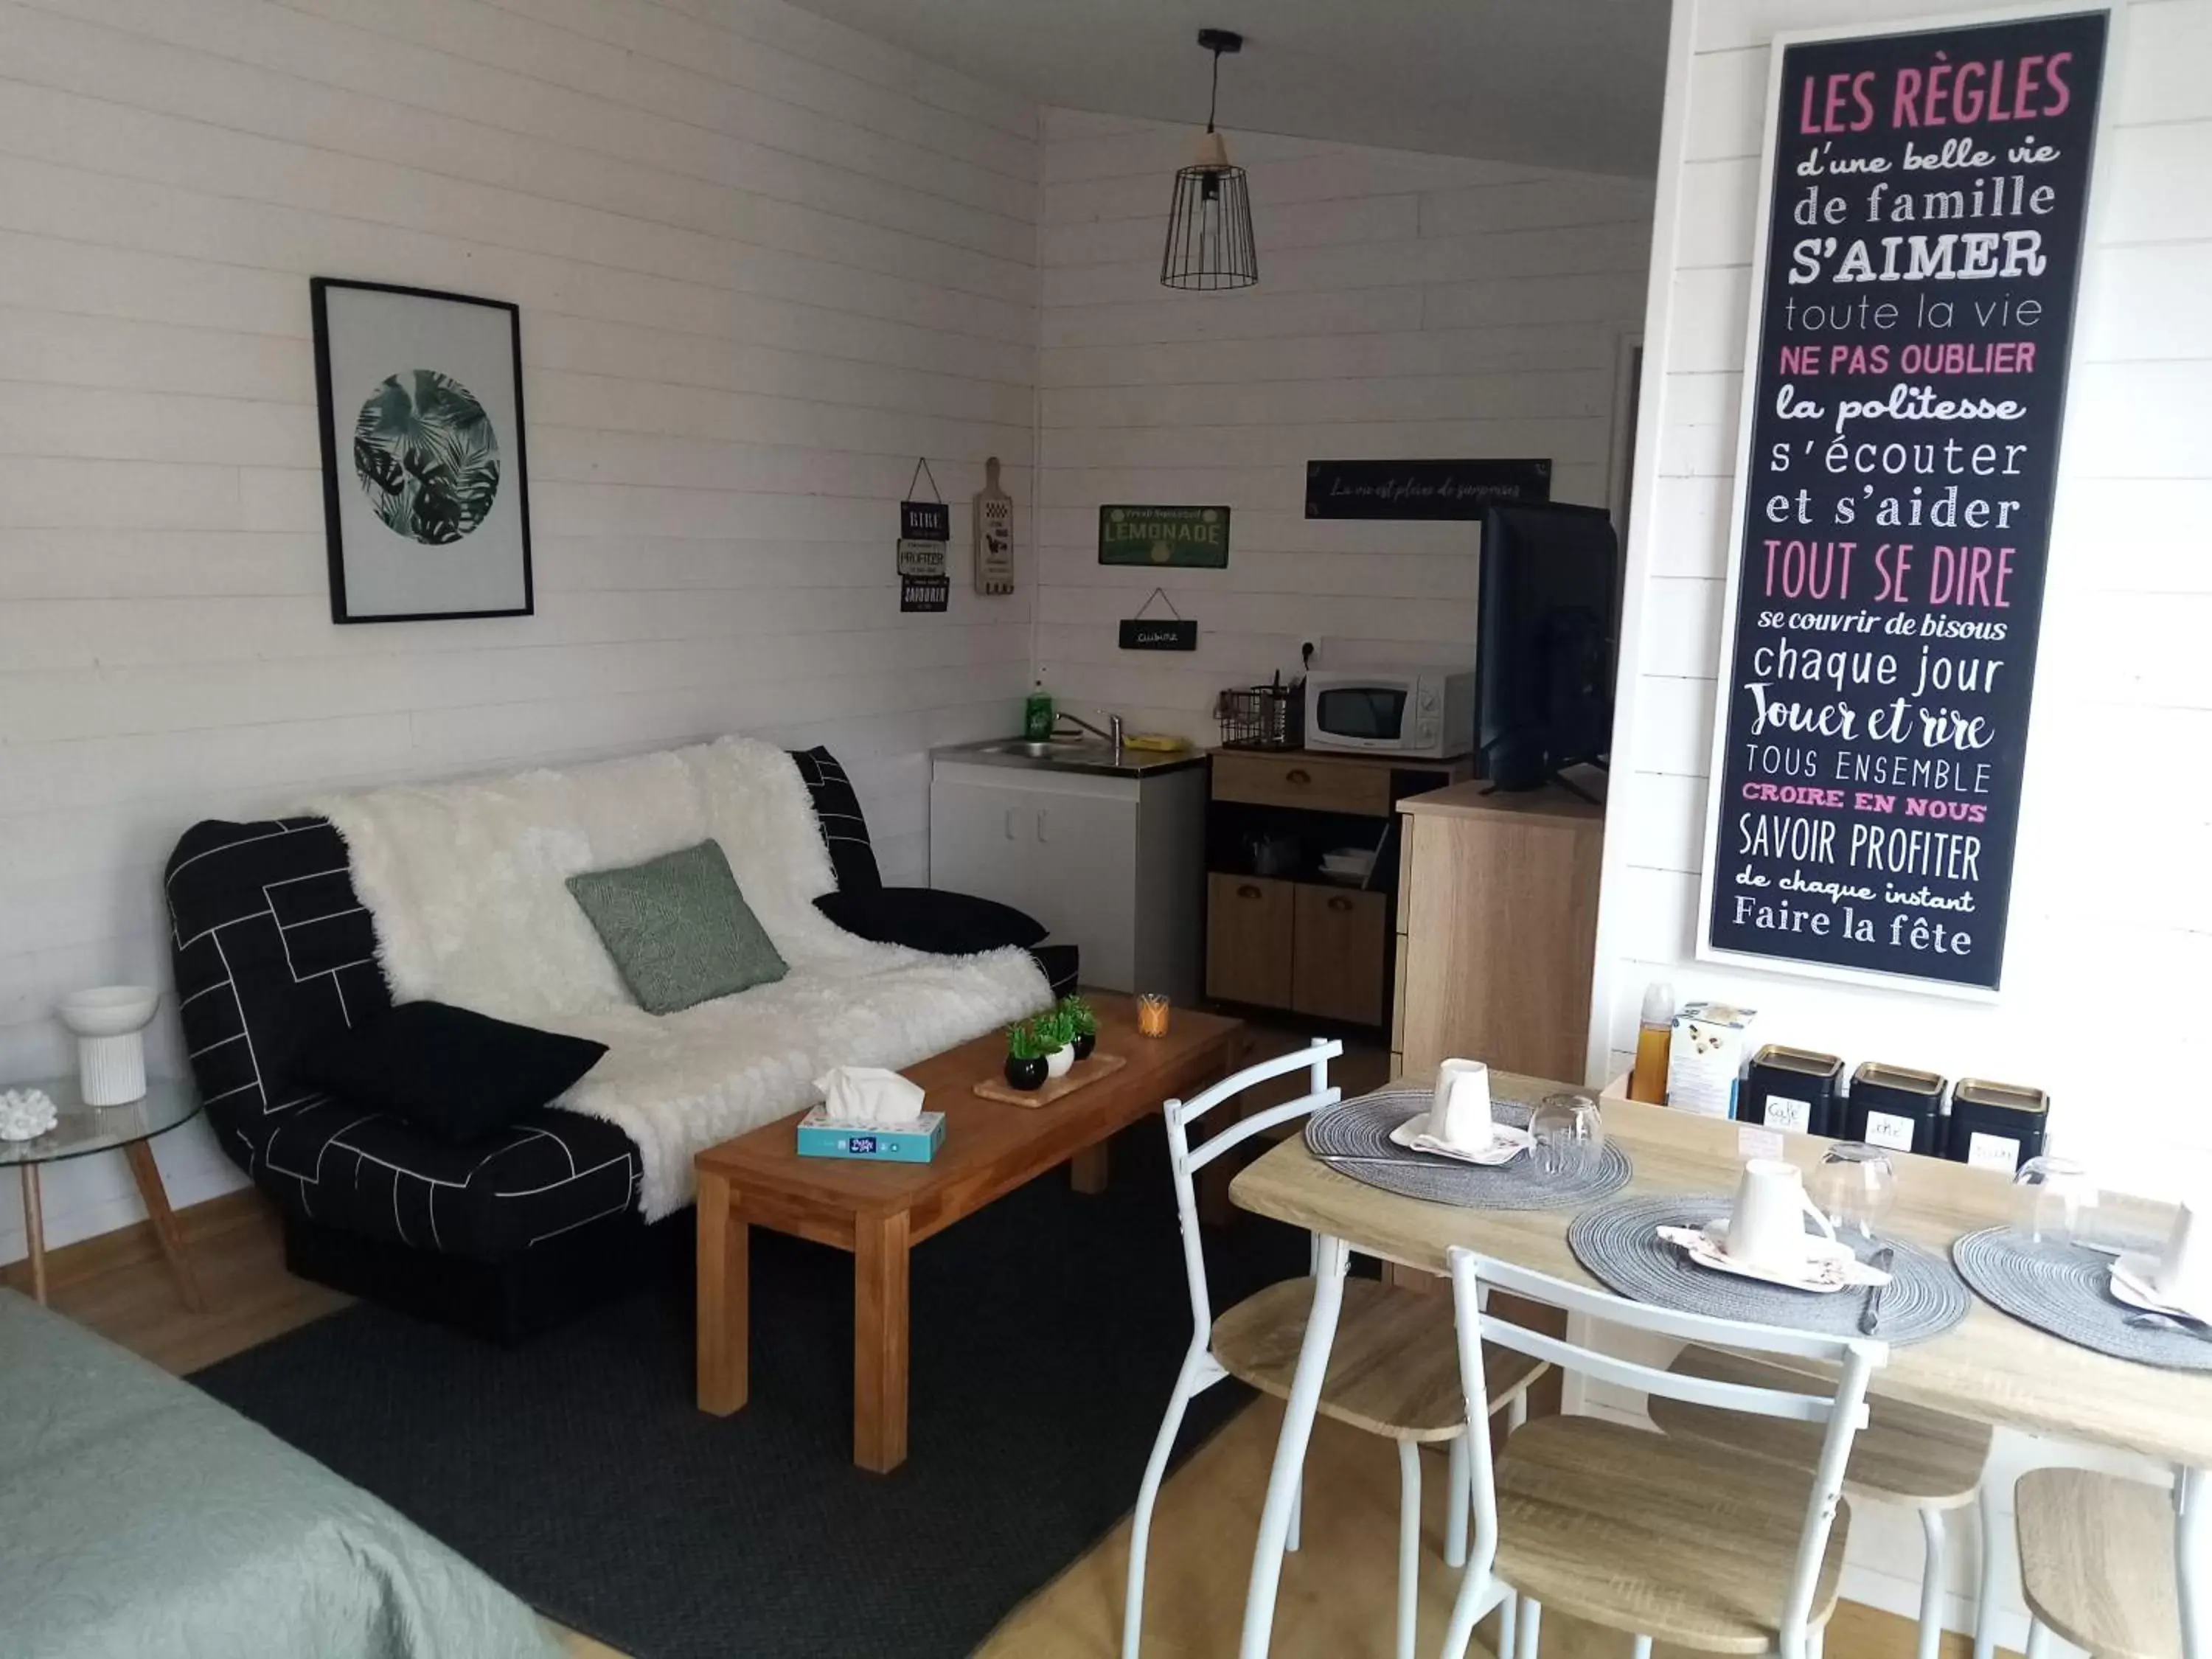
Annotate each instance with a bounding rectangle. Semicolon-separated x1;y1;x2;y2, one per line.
1439;1247;1887;1659
1121;1040;1545;1659
1653;1344;1993;1659
2015;1468;2180;1659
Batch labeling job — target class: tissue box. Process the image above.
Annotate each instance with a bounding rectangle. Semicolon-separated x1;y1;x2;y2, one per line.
795;1107;945;1164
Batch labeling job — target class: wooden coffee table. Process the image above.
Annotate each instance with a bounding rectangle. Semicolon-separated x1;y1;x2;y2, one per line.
694;993;1245;1472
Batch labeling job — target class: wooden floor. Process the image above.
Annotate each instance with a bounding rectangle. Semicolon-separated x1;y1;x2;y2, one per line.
31;1135;1966;1659
979;1397;1973;1659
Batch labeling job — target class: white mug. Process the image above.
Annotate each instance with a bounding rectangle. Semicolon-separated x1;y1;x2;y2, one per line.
2155;1199;2209;1307
1727;1158;1837;1273
1428;1059;1494;1152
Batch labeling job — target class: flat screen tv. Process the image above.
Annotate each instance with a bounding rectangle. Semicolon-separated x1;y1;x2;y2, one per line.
1475;502;1619;795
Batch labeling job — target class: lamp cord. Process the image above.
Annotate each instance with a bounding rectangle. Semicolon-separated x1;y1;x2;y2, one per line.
1206;48;1220;133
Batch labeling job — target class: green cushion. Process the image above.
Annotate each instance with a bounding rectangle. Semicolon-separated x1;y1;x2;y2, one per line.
566;841;787;1015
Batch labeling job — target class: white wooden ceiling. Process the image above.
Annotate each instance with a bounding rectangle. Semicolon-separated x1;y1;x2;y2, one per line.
782;0;1669;178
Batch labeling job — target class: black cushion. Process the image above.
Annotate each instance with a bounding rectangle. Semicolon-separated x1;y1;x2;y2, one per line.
1029;943;1079;1001
299;1002;607;1144
789;746;881;893
815;887;1048;956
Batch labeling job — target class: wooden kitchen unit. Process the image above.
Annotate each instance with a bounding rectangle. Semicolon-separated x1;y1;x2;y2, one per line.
1204;748;1470;1033
1392;779;1604;1081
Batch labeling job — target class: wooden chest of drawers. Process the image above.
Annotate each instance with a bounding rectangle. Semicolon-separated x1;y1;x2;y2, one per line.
1203;748;1470;1032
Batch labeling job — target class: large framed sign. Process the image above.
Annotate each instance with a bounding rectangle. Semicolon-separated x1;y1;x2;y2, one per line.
1697;6;2110;995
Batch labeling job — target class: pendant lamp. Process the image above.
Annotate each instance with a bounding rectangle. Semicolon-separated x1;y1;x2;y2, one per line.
1161;29;1257;291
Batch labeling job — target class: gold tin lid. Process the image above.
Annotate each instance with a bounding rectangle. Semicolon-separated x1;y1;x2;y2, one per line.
1851;1061;1946;1098
1751;1044;1843;1080
1954;1077;2049;1117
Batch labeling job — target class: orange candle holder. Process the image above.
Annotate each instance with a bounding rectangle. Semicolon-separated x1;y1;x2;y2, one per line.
1136;993;1171;1038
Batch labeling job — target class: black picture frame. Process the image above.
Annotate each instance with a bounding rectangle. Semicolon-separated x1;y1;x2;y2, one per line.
310;277;535;625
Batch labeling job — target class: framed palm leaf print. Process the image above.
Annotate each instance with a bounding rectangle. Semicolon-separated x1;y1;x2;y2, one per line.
310;279;534;622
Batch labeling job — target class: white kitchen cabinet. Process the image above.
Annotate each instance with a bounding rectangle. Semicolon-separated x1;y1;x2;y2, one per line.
928;759;1206;1001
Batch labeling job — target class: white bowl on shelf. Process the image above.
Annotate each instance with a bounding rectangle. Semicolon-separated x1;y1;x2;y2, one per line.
58;985;159;1037
57;984;159;1105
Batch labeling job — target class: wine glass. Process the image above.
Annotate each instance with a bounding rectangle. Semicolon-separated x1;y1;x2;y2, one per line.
1812;1142;1897;1243
1530;1093;1604;1180
2014;1155;2098;1246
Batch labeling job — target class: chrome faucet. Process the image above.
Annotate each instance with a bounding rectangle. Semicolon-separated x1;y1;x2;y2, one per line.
1053;710;1124;756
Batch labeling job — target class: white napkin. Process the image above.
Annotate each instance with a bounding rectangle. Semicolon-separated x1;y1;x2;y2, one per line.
815;1066;926;1127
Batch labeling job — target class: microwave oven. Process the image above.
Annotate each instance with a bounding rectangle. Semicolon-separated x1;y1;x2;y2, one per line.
1303;668;1475;758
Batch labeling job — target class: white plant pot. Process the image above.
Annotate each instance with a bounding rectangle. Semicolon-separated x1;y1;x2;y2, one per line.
58;985;159;1106
1045;1044;1075;1079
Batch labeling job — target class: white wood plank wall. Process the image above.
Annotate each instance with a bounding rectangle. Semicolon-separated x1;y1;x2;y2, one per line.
0;0;1042;1255
1590;1;2212;1639
1034;108;1654;737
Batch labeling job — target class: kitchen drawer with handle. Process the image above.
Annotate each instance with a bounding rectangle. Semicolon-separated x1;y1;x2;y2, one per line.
1291;884;1388;1026
1206;872;1295;1009
1211;752;1391;817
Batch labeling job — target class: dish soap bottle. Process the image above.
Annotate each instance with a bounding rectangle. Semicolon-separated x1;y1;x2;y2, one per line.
1023;682;1055;742
1627;981;1674;1104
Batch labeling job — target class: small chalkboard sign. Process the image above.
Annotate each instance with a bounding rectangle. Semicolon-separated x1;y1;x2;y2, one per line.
1697;7;2110;995
1119;619;1197;652
1119;588;1196;650
1304;458;1551;520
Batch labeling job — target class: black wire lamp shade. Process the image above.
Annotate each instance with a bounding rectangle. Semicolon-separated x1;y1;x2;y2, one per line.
1161;29;1257;291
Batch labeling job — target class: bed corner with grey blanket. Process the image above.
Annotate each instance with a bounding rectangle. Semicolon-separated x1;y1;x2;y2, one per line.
0;1290;557;1659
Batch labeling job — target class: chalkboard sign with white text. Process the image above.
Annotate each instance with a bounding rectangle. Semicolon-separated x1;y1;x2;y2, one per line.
1304;458;1552;520
1701;8;2108;993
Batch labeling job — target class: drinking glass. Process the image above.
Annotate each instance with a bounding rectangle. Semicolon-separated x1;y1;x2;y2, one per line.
1812;1141;1896;1242
1530;1093;1604;1180
2014;1155;2098;1245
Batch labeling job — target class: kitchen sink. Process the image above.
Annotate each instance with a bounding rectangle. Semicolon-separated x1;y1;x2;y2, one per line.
975;739;1113;758
938;735;1206;779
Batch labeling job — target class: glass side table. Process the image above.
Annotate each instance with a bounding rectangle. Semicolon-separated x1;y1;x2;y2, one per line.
1;1077;204;1309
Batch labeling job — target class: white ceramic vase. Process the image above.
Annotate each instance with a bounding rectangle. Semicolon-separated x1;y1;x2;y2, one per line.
1045;1044;1075;1079
58;985;159;1106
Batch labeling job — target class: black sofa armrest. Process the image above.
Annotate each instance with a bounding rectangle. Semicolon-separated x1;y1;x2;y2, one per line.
814;887;1046;955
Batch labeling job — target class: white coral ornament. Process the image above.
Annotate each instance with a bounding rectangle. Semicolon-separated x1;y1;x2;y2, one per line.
0;1088;59;1142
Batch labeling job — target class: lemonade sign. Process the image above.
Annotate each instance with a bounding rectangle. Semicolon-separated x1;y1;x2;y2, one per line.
1097;504;1230;568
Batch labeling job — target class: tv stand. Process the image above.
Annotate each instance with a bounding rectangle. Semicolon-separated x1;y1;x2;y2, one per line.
1481;762;1608;807
1392;779;1606;1080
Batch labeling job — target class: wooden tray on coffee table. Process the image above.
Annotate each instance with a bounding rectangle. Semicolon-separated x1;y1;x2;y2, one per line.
973;1051;1128;1107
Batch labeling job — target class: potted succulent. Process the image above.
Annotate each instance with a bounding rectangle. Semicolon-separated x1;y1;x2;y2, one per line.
1004;1019;1048;1091
1034;1006;1079;1079
1060;994;1099;1061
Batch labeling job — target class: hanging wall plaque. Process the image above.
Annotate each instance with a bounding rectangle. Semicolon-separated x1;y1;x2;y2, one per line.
899;459;950;613
1099;504;1230;567
1696;7;2110;996
1118;588;1197;651
973;456;1015;595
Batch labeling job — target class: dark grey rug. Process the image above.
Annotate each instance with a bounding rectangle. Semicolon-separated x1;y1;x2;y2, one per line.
192;1128;1306;1659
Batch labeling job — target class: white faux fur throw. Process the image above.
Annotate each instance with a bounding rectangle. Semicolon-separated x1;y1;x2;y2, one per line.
310;738;1051;1219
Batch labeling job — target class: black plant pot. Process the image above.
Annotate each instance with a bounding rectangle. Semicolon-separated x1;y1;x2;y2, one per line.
1072;1032;1096;1061
1004;1053;1048;1091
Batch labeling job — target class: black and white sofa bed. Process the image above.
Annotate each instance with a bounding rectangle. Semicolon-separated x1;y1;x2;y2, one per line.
167;746;1075;1342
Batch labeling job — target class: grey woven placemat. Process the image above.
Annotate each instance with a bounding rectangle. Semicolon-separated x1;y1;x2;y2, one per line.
1303;1089;1632;1211
1568;1193;1969;1345
1952;1226;2212;1371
